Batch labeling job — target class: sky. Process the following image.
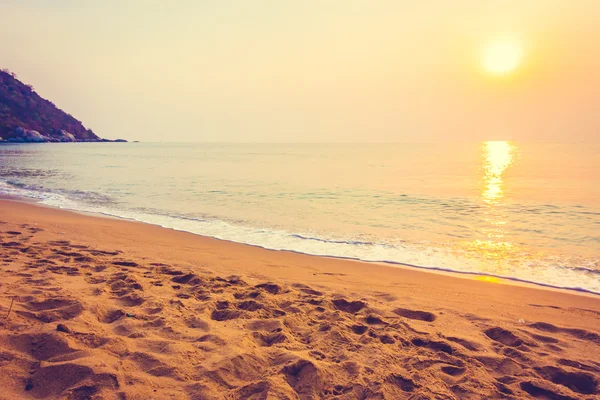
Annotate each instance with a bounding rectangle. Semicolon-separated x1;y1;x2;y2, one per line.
1;0;599;142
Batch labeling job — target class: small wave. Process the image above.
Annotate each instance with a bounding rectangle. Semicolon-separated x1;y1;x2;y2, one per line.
289;234;377;247
6;180;27;188
2;179;114;205
572;266;600;276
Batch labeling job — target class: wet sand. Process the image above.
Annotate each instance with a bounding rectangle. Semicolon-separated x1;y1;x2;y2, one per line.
0;199;599;399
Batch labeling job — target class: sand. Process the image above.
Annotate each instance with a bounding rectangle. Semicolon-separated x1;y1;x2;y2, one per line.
0;199;599;400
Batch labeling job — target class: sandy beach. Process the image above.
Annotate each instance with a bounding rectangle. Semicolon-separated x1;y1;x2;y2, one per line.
0;198;598;399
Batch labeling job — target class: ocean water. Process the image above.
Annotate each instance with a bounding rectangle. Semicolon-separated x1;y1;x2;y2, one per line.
1;142;599;293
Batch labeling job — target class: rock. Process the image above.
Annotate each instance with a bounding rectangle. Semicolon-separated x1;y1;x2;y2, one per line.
10;127;50;142
53;129;77;142
4;126;125;143
56;324;71;333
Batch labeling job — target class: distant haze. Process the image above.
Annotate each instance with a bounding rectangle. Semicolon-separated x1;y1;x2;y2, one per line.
1;1;599;142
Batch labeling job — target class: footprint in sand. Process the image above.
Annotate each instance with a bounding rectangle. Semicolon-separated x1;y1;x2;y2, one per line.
411;338;454;354
484;327;524;347
97;308;126;324
445;336;483;351
10;332;83;362
17;298;84;323
332;298;366;314
253;331;287;346
25;364;118;399
393;307;436;322
535;365;598;395
211;308;243;321
529;321;600;345
255;282;282;295
112;261;139;267
440;365;466;376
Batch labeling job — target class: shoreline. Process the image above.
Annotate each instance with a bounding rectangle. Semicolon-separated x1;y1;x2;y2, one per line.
2;195;597;298
1;198;599;399
1;197;599;317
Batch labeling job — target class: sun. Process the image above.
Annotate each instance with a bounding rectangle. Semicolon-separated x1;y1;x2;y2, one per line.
481;39;523;75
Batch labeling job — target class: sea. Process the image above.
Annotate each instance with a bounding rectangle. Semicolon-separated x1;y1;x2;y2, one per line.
1;142;598;294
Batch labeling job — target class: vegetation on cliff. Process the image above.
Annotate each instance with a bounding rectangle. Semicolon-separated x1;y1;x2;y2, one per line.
0;69;100;141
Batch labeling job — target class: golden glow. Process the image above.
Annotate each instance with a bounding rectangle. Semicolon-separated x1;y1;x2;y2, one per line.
482;141;516;203
459;141;520;268
462;239;514;261
477;141;518;259
481;39;523;75
475;276;502;284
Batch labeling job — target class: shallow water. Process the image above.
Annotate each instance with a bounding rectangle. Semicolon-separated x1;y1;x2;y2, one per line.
1;142;598;293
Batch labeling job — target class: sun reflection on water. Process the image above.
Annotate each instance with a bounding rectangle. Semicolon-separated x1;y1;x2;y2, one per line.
459;141;521;271
477;141;518;257
482;141;516;204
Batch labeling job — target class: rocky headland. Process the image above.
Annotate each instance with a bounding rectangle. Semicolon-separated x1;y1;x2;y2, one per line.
0;69;126;143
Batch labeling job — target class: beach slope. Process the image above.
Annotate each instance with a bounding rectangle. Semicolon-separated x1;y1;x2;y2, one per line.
0;199;599;399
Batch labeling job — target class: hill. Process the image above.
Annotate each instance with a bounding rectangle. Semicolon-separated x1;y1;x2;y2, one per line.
0;69;113;142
